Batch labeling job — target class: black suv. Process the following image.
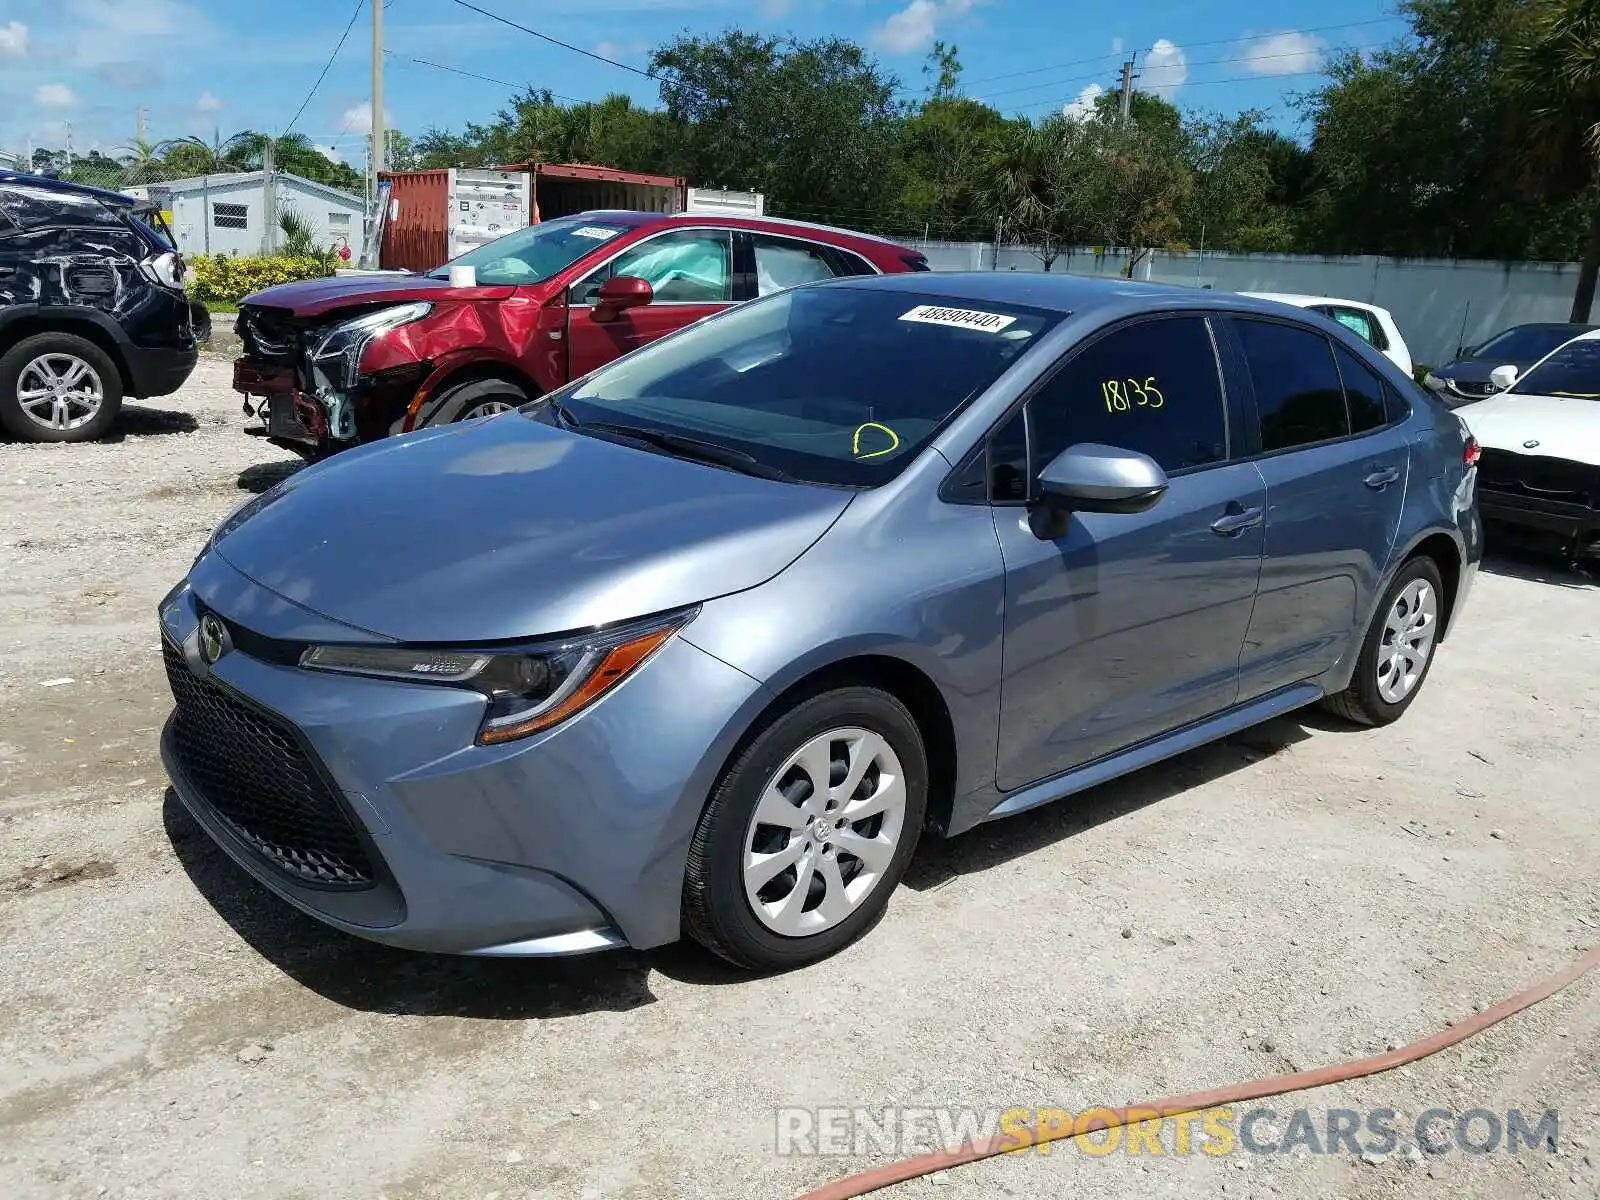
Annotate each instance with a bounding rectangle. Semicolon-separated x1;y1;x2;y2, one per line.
0;171;207;443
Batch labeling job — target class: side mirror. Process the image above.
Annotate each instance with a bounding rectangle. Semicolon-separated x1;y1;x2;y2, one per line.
1034;443;1169;515
1488;364;1519;391
592;275;653;323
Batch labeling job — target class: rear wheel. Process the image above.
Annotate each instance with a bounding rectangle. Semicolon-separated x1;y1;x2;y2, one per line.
683;686;928;971
1323;556;1446;726
0;333;123;443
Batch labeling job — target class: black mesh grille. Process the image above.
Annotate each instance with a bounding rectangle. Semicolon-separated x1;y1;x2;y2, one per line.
1478;449;1600;507
163;639;375;888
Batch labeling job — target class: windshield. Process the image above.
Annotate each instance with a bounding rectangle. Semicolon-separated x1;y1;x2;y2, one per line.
1510;338;1600;398
1471;325;1585;362
546;285;1061;487
426;216;632;285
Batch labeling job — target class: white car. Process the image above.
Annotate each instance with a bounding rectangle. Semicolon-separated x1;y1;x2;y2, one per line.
1240;293;1414;377
1455;328;1600;562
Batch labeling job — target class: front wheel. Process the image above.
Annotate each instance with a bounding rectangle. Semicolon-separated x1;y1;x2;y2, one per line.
427;377;530;426
1323;556;1446;726
683;686;928;971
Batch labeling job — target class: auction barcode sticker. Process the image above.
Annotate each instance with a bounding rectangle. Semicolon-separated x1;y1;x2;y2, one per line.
572;226;621;240
899;304;1017;333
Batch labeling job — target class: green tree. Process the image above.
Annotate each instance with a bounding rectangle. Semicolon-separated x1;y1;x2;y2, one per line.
650;31;903;223
1505;0;1600;318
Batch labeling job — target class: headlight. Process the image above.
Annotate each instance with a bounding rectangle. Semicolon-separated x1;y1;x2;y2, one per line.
310;302;433;389
298;609;695;744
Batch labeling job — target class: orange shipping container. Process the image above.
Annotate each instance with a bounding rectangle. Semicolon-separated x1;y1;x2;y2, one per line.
378;163;686;272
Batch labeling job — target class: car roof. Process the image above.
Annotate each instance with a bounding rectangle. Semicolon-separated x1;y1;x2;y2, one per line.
568;209;916;251
1488;321;1596;334
814;270;1329;318
1240;291;1386;312
0;169;138;207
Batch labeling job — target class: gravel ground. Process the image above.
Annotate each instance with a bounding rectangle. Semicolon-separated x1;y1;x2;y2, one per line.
1;362;1597;1200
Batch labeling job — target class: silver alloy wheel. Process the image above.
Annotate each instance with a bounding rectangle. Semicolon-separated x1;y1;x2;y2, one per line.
1376;578;1439;704
16;353;105;432
742;727;908;937
462;399;515;420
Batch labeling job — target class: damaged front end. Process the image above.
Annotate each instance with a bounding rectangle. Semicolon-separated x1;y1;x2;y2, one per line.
234;302;433;458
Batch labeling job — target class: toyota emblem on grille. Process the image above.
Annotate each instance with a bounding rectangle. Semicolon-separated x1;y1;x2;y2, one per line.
1523;439;1541;449
198;614;228;665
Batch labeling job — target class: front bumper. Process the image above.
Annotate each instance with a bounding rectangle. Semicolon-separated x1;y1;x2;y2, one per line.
1479;488;1600;545
1476;449;1600;553
157;561;765;955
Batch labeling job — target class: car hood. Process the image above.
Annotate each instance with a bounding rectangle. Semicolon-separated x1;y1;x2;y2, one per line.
242;273;518;316
208;415;853;642
1456;393;1600;466
1434;358;1506;382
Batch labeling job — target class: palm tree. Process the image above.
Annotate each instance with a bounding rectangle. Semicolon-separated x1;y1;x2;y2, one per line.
1506;0;1600;320
158;132;231;175
118;136;163;184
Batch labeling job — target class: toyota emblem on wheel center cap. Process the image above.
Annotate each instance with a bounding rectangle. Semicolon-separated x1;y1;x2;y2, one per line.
198;614;227;665
1523;439;1541;449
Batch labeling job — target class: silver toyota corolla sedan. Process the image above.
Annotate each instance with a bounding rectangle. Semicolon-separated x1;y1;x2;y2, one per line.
159;273;1482;971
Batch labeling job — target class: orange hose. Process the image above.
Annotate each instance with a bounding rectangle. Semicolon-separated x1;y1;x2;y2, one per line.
799;941;1600;1199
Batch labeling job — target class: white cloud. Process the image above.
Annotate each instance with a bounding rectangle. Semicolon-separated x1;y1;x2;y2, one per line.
1062;83;1103;121
1239;31;1322;76
35;82;77;108
760;0;793;16
870;0;980;57
1142;38;1187;98
594;39;647;60
1110;36;1123;56
340;101;395;131
0;20;28;57
198;91;223;111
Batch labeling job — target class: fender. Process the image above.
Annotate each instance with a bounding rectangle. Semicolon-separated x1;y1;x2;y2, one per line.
401;347;551;432
0;302;135;351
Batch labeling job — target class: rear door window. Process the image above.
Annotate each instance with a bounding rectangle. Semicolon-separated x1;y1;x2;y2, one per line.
1333;342;1387;434
752;235;844;296
1027;315;1229;475
1236;319;1351;452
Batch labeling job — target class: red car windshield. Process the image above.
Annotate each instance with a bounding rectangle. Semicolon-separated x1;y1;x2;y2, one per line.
426;216;634;285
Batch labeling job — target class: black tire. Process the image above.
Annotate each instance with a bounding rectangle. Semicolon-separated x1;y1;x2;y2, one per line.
1322;555;1447;727
426;377;530;427
0;332;124;443
683;685;928;972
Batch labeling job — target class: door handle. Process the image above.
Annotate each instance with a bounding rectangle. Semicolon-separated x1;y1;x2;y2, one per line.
1364;466;1401;489
1210;506;1263;536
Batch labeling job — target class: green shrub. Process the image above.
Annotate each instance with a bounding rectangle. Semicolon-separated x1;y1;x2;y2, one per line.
189;254;335;305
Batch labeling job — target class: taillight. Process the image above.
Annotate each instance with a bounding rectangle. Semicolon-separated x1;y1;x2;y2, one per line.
138;250;186;290
1464;435;1481;467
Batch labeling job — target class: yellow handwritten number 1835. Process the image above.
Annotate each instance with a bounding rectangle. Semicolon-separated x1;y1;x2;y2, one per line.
1101;377;1165;412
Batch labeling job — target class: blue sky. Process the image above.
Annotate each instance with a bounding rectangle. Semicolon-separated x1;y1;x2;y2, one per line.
0;0;1408;164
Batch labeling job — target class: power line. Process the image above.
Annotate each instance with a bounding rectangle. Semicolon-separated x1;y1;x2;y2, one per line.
385;51;589;104
444;0;662;84
962;16;1401;90
285;0;367;135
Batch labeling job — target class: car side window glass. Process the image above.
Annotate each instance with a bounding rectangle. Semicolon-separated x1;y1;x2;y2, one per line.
1323;306;1376;344
1026;316;1227;474
573;230;732;305
1334;342;1387;434
990;409;1029;501
1382;380;1413;424
1236;319;1351;452
753;236;840;295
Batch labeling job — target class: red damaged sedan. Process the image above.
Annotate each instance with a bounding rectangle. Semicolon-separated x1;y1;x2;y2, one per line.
233;211;929;457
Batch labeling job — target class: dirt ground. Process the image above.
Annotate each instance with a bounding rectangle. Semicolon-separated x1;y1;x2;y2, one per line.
1;361;1597;1200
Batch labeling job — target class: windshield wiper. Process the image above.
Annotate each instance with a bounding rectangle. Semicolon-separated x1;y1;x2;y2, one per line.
576;420;797;482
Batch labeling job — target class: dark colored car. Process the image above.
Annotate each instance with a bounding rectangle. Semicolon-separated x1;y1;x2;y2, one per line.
0;171;206;442
1423;322;1595;407
163;273;1480;970
231;210;928;459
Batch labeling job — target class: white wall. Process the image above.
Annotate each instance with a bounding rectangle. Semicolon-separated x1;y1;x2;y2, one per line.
164;178;365;263
914;241;1589;366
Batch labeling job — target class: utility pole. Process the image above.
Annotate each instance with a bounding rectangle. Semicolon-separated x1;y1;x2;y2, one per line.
136;106;146;145
1118;58;1138;124
371;0;386;194
65;122;74;166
